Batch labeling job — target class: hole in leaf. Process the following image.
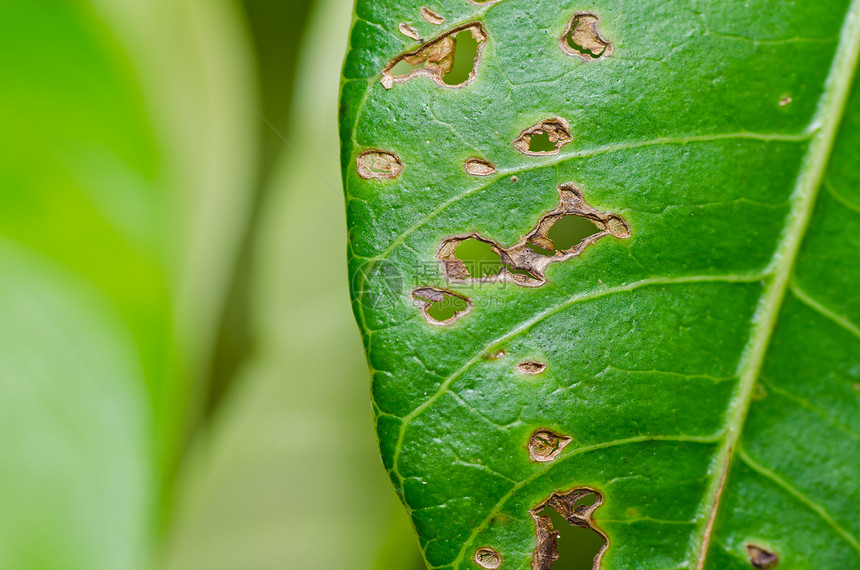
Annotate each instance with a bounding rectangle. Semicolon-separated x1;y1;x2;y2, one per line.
560;13;613;60
436;184;630;288
514;118;573;156
531;488;608;570
529;130;558;153
442;30;480;85
540;506;606;570
412;287;471;324
425;294;468;322
546;215;601;251
454;238;502;278
527;242;556;256
389;58;416;76
505;265;539;279
381;23;486;89
572;493;597;509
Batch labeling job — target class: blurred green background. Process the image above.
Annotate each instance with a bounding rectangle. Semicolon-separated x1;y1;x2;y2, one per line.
0;0;425;568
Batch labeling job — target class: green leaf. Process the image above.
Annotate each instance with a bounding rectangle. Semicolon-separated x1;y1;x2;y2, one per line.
340;1;860;568
0;0;257;567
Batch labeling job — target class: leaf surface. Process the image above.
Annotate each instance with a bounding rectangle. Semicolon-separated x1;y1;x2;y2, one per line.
340;1;860;568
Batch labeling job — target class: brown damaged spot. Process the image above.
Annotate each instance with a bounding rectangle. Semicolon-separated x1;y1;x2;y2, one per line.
474;547;502;569
514;118;573;156
518;361;547;375
437;184;629;287
560;13;613;60
420;6;445;25
398;23;422;42
411;287;471;325
746;544;779;569
381;22;486;89
531;489;608;570
356;149;403;180
528;429;571;462
465;157;497;176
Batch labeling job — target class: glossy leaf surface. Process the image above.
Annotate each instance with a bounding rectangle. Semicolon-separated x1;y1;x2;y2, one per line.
340;0;860;568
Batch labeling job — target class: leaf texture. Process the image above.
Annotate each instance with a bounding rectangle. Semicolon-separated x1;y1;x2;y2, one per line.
340;0;860;568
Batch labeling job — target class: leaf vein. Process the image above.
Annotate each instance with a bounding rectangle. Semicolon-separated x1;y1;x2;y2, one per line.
738;448;860;554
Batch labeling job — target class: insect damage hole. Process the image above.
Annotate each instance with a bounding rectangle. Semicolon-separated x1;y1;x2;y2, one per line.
356;149;403;180
474;547;502;569
453;238;503;278
517;361;547;375
437;184;630;288
532;489;608;570
381;23;486;89
527;215;601;256
746;544;779;569
514;118;572;156
465;157;497;176
528;429;571;462
560;13;613;60
412;287;471;324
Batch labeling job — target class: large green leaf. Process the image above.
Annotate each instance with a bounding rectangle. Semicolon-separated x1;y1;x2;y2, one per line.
340;0;860;568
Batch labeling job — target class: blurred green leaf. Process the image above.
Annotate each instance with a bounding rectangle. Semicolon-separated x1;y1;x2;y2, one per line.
0;0;258;567
160;0;423;568
0;241;152;570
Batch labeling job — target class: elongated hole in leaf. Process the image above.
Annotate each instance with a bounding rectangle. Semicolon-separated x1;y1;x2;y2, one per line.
390;59;417;77
505;265;540;279
546;215;601;250
454;238;503;277
572;493;597;509
426;294;468;321
539;507;606;570
412;287;471;324
442;30;480;85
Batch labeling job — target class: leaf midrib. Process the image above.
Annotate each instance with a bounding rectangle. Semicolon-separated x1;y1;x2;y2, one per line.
693;1;860;566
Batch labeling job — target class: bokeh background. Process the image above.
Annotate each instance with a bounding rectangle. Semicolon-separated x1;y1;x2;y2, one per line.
0;0;425;568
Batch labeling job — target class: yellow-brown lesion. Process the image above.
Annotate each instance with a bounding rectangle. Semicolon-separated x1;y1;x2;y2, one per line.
355;149;403;180
560;13;614;60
